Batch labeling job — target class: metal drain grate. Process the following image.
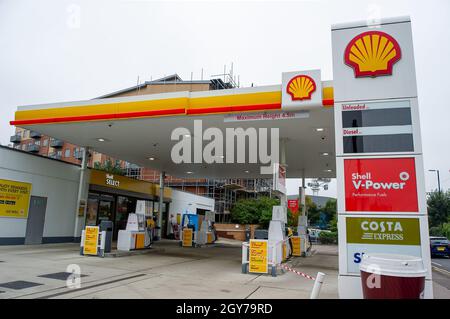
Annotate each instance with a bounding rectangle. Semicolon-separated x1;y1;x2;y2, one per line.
0;280;43;290
38;272;87;281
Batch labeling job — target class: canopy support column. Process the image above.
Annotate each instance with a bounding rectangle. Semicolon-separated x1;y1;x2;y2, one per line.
74;147;90;241
157;171;166;240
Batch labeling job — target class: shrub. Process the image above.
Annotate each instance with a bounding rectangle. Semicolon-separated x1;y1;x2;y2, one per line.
230;197;280;228
319;231;338;244
429;226;444;237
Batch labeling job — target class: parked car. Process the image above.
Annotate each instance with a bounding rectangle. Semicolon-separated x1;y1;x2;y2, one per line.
430;236;450;258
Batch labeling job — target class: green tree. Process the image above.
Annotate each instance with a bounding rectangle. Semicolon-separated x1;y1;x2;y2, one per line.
322;199;337;219
287;208;299;227
93;160;125;176
442;219;450;239
427;190;450;228
329;213;338;233
429;216;450;239
305;196;320;226
230;196;280;228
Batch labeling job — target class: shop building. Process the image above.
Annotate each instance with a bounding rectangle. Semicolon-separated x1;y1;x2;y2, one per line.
0;145;214;245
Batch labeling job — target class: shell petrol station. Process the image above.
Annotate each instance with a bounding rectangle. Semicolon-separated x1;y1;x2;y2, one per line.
6;16;433;298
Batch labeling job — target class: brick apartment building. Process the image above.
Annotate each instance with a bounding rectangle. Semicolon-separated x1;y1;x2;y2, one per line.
9;74;273;220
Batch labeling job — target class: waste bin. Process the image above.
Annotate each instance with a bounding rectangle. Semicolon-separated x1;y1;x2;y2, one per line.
360;253;426;299
99;220;113;253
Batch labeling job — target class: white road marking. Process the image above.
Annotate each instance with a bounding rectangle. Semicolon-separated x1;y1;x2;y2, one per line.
432;261;442;267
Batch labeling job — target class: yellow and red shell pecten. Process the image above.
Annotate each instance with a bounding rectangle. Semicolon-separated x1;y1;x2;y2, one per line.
286;75;316;101
344;30;402;77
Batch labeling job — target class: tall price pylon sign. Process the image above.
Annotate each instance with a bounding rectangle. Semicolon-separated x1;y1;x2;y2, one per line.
331;17;433;298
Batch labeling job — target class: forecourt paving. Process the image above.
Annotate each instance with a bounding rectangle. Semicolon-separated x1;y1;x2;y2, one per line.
0;240;339;299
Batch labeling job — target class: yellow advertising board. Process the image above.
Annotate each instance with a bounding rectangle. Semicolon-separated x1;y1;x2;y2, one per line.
182;228;193;247
291;236;302;256
249;240;268;274
282;241;287;261
207;232;213;244
83;226;99;255
0;179;32;219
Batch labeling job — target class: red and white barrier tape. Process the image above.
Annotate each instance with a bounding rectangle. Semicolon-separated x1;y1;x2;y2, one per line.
280;264;316;281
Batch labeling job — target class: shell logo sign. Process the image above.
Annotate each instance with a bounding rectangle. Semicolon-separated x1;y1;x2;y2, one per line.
286;75;316;101
344;31;401;77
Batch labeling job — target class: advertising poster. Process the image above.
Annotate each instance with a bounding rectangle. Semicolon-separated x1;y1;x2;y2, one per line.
182;228;193;247
291;236;302;256
249;240;268;274
0;179;32;219
83;226;99;256
346;217;422;273
344;157;418;212
287;199;299;212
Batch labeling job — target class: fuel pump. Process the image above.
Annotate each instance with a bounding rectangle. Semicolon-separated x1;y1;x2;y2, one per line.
200;211;216;245
268;206;289;269
180;213;199;247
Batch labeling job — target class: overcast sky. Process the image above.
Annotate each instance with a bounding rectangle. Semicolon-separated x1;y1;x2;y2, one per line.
1;0;449;197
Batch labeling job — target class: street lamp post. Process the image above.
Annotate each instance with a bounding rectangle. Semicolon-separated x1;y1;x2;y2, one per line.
428;169;441;193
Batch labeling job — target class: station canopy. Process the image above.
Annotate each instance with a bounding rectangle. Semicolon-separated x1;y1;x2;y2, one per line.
11;83;336;179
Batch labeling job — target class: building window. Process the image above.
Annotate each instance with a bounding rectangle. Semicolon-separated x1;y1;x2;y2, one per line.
43;139;48;146
35;140;40;146
65;149;70;158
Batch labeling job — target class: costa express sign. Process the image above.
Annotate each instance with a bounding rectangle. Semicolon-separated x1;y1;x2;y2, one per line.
346;217;420;245
344;158;418;212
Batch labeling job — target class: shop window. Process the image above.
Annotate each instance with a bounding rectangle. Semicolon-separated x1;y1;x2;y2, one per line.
86;195;99;226
98;195;114;222
64;148;70;158
115;196;136;231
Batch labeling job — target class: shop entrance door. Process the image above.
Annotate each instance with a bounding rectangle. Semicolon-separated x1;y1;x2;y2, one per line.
25;196;47;245
97;195;115;224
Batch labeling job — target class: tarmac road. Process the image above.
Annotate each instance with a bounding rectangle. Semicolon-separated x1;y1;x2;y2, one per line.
432;257;450;273
432;257;450;295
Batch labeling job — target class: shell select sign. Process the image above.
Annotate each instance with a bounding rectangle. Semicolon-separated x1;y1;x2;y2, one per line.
286;75;316;101
344;158;418;212
344;31;401;78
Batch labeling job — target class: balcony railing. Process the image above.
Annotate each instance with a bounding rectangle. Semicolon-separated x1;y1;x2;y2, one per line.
49;152;62;160
28;144;40;153
10;135;21;144
30;131;42;139
50;139;64;148
74;151;83;160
